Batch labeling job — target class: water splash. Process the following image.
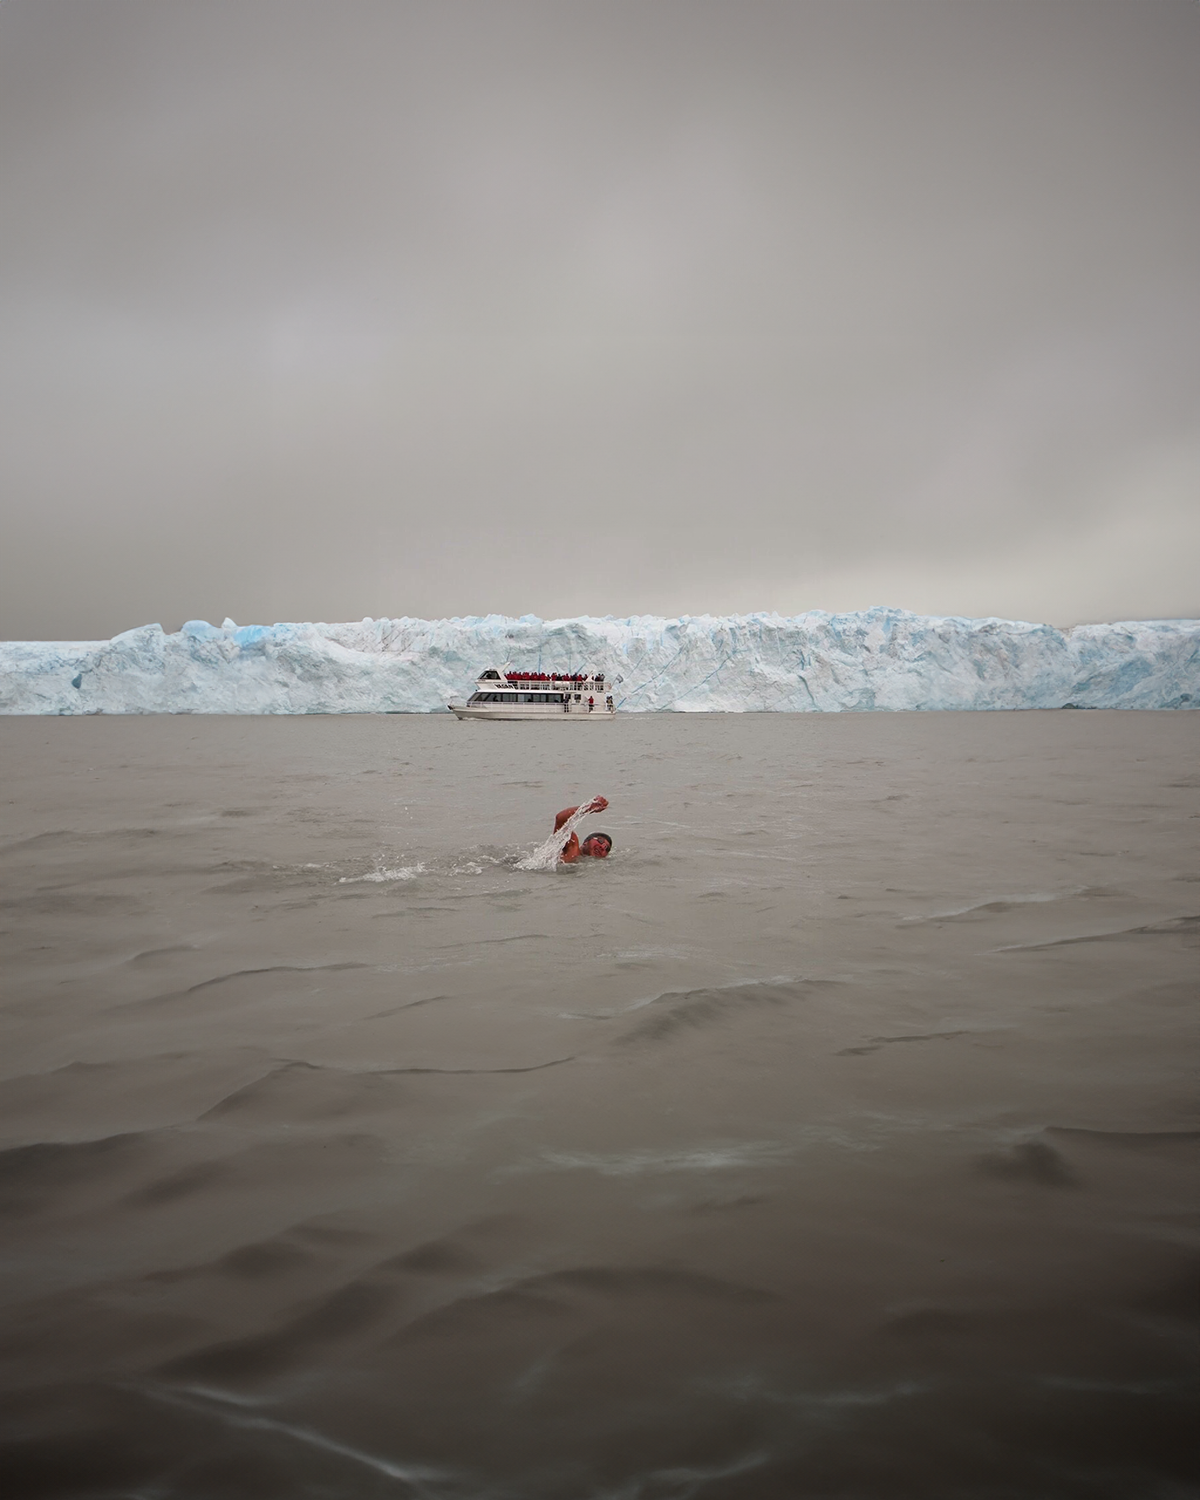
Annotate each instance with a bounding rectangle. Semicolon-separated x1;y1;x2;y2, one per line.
516;797;604;872
338;863;424;884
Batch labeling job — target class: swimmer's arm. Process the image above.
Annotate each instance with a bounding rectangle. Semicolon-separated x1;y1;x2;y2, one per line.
553;796;607;833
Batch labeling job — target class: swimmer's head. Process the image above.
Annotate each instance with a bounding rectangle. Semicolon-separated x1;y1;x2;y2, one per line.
581;832;612;858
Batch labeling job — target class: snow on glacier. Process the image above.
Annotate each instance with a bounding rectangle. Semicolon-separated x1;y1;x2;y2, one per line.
0;610;1196;714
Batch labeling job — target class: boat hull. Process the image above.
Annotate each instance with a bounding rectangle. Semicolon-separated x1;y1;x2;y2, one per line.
448;703;616;721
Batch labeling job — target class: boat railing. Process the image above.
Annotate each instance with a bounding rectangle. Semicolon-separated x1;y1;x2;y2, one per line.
494;676;608;687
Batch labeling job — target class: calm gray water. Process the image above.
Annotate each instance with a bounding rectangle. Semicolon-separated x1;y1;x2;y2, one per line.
1;711;1197;1500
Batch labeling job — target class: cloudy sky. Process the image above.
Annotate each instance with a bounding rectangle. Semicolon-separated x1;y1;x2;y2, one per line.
2;0;1197;639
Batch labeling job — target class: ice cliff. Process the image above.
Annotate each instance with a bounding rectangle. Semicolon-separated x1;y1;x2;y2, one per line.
1;611;1196;714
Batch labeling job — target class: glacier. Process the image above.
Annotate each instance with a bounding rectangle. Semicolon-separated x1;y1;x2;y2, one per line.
0;610;1196;715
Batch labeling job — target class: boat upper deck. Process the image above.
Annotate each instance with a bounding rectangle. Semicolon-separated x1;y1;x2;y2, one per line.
478;668;609;690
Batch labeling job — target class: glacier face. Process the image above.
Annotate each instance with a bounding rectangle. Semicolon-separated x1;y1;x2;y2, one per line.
1;611;1197;714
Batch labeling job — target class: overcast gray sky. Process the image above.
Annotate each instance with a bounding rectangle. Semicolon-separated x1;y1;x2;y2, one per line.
2;0;1197;639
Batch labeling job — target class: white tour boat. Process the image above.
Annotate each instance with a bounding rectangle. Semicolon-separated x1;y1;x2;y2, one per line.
449;668;618;721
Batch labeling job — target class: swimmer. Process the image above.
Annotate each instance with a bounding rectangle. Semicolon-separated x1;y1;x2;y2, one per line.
555;797;612;862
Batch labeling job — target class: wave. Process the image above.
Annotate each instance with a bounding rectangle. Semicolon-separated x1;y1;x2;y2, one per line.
108;962;370;1014
514;1142;796;1177
902;888;1089;922
133;1382;453;1490
338;863;424;884
992;914;1199;951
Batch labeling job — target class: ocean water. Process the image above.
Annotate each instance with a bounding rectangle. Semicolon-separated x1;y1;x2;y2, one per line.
1;711;1196;1500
